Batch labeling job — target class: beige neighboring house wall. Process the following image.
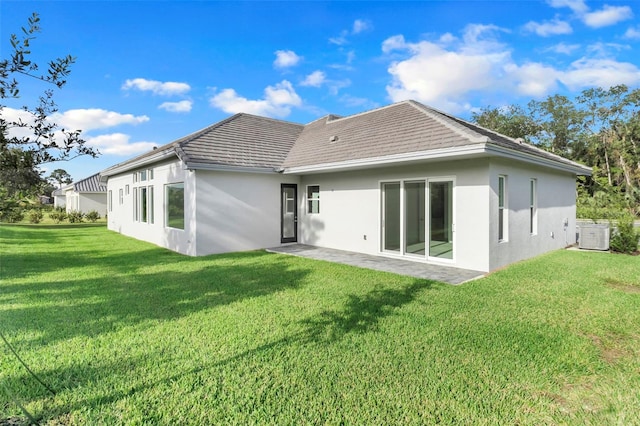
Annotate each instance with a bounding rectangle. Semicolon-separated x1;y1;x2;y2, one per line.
100;100;591;273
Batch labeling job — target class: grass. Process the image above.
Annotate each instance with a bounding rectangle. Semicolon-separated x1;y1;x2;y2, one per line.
1;225;639;425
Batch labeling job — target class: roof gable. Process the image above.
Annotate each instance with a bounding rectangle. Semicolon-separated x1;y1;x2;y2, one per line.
72;173;107;193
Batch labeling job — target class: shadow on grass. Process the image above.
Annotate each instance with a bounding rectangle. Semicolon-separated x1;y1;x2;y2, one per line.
7;276;435;423
299;280;433;342
1;251;310;346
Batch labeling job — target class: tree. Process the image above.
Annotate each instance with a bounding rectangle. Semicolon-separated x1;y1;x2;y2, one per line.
0;13;98;208
471;104;540;143
528;94;585;159
49;168;72;188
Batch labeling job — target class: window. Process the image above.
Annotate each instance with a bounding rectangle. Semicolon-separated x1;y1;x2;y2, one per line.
133;185;154;223
125;184;130;195
133;173;138;183
139;170;147;182
108;190;113;212
530;179;537;235
498;175;507;241
307;185;320;214
148;169;154;180
119;188;124;205
140;187;148;222
133;187;138;221
148;186;154;224
165;183;184;230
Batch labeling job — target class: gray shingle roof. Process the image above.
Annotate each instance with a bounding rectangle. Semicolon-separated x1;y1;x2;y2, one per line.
282;100;588;172
73;173;107;193
101;100;590;177
176;113;304;169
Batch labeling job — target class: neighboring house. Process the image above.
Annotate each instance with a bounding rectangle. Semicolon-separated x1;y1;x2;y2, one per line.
64;173;108;216
100;100;591;273
52;186;70;209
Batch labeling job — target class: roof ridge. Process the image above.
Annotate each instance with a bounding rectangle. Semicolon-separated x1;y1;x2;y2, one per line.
406;101;489;143
313;100;407;125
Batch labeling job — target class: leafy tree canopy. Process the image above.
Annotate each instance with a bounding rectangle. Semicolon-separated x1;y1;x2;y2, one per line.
0;12;98;207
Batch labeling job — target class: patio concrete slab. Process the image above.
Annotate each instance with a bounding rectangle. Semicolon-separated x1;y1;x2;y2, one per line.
267;244;485;285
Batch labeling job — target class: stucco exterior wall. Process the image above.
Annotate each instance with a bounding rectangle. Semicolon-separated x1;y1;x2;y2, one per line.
107;158;197;255
194;170;300;255
298;159;492;272
80;193;107;216
53;194;66;209
488;159;577;271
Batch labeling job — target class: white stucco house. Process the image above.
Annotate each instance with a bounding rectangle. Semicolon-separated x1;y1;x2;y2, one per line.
64;173;108;216
100;100;591;273
52;187;67;209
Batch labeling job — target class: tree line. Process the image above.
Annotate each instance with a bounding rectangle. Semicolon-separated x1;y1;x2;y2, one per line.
471;86;640;219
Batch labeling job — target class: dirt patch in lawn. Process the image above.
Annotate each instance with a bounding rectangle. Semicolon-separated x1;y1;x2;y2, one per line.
605;279;640;294
588;333;630;364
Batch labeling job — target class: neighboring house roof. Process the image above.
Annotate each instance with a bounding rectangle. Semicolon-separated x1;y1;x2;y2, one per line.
69;173;107;193
100;100;592;178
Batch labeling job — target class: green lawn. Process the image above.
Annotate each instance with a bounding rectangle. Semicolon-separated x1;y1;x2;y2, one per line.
1;225;639;425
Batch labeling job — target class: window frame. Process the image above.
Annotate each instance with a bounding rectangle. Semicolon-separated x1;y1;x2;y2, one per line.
498;175;508;242
530;178;537;235
307;185;320;214
165;182;185;230
148;185;154;224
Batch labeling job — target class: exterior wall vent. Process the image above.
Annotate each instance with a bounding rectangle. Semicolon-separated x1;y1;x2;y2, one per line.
578;223;610;250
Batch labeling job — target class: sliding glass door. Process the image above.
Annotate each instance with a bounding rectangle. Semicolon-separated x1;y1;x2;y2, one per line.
381;179;454;261
428;181;453;260
382;182;401;252
405;181;426;255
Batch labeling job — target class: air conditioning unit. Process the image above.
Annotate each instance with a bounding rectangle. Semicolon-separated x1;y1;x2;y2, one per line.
578;223;610;250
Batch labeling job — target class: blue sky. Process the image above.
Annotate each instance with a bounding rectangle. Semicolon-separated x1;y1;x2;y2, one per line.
2;0;639;181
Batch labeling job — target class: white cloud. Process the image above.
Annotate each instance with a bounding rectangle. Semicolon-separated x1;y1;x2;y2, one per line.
383;25;640;112
274;50;302;69
504;62;560;97
209;80;302;118
51;109;149;132
524;18;572;36
1;107;39;140
560;58;640;89
301;71;327;87
158;100;193;113
330;18;372;44
624;26;640;39
547;42;581;54
547;0;588;14
352;19;371;34
85;133;157;156
548;1;633;29
2;107;155;157
383;27;511;112
583;5;633;28
122;78;191;96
